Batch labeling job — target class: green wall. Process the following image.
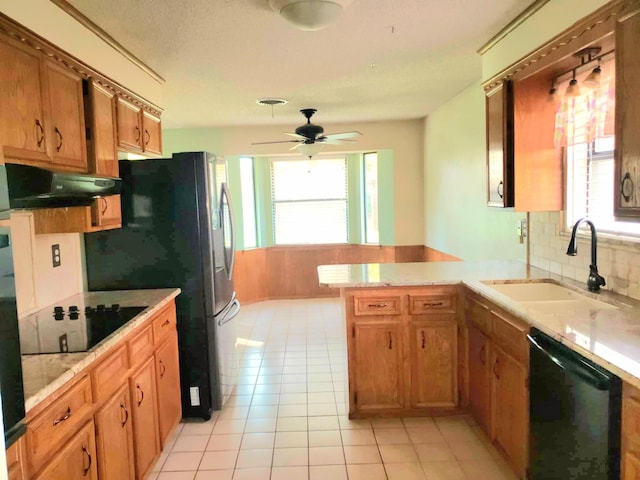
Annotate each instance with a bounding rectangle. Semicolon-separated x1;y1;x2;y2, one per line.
423;82;526;261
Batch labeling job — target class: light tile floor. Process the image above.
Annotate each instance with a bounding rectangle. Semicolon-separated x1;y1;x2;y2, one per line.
150;298;517;480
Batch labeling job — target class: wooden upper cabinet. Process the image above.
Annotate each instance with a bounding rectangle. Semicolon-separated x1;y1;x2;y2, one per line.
117;98;143;152
0;37;50;164
352;322;404;412
142;111;162;155
86;81;118;177
486;81;514;208
512;74;563;212
44;61;87;170
409;320;457;408
615;6;640;217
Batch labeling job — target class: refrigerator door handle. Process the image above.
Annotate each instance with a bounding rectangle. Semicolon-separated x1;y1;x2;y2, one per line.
218;299;240;327
220;182;236;280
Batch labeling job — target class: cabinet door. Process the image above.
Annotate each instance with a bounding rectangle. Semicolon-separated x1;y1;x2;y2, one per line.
0;37;49;162
130;357;160;480
87;81;118;177
34;420;97;480
155;333;182;447
117;98;143;152
142;111;162;155
486;81;514;208
491;344;528;479
615;7;640;216
352;322;404;413
95;384;135;480
468;323;491;434
91;195;122;230
44;61;87;170
625;453;640;480
410;321;457;408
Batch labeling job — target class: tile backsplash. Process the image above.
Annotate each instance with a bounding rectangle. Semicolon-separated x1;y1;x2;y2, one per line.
529;211;640;299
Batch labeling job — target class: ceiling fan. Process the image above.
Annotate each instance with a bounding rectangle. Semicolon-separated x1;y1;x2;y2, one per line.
252;108;362;158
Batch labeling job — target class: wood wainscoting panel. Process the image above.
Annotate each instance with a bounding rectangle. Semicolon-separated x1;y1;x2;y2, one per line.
424;246;463;262
233;249;268;304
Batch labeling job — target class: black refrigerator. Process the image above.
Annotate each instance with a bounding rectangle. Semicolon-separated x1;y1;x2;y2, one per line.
84;152;239;419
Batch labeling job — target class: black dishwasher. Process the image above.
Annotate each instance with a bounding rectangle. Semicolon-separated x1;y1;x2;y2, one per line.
528;328;621;480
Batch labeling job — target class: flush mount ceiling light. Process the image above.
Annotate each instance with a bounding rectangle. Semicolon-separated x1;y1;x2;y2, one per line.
269;0;350;31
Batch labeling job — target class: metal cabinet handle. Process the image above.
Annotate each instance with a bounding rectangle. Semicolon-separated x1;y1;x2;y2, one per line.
421;330;426;349
621;172;634;203
55;127;63;152
162;319;170;327
423;301;443;307
493;357;500;380
479;344;486;366
368;302;387;308
136;384;144;406
497;181;504;199
388;332;393;350
120;402;129;427
144;129;151;145
159;359;166;378
101;197;108;215
35;119;45;147
135;125;141;143
53;407;71;426
82;445;92;476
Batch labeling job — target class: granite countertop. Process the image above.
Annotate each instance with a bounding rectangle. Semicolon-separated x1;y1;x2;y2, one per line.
317;260;640;389
21;288;180;412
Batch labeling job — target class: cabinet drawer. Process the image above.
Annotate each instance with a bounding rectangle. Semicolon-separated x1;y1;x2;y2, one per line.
353;295;402;316
490;310;528;364
465;295;492;333
26;375;93;473
92;345;130;403
128;324;154;368
153;302;177;345
409;294;456;315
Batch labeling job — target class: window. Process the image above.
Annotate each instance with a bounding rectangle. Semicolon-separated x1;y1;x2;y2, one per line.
560;57;640;236
239;157;257;248
271;158;348;245
363;152;379;244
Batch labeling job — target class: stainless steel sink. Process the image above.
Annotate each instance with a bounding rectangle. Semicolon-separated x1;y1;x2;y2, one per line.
482;281;618;312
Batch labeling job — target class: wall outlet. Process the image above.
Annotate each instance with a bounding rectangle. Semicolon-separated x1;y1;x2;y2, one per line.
51;244;61;267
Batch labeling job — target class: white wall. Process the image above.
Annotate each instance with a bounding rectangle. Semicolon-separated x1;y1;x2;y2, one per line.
423;83;526;261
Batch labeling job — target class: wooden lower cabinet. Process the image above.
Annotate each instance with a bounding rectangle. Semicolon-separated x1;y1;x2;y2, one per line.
155;333;182;447
623;382;640;479
130;357;161;480
409;320;457;408
625;453;640;480
34;421;97;480
490;344;528;478
7;438;25;480
352;322;404;413
94;384;135;480
468;323;491;433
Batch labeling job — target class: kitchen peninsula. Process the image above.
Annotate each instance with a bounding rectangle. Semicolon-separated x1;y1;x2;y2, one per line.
12;288;181;480
318;260;640;478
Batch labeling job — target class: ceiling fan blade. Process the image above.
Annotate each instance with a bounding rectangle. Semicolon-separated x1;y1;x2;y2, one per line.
319;138;358;145
283;132;308;140
251;140;301;145
289;143;302;151
320;131;362;142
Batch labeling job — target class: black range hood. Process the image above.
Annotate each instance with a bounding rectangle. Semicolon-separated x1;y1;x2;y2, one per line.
4;163;121;209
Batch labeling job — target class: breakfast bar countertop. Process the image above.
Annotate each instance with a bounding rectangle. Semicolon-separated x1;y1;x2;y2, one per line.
318;260;640;390
21;288;181;412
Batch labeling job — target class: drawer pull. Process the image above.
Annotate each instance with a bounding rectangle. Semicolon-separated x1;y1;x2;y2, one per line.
136;384;144;407
421;330;426;349
82;445;92;476
159;359;166;378
423;301;444;307
388;331;393;350
35;119;45;147
162;319;170;327
53;407;71;426
368;302;388;308
120;402;129;427
497;180;504;199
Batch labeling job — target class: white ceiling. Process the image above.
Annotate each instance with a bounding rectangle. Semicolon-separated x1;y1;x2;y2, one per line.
65;0;533;129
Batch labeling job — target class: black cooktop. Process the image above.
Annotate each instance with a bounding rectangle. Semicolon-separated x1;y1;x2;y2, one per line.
19;304;147;354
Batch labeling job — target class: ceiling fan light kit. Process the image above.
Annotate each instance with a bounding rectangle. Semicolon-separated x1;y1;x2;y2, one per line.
268;0;349;31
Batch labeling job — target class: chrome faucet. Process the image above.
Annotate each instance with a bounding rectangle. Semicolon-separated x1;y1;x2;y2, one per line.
566;218;606;292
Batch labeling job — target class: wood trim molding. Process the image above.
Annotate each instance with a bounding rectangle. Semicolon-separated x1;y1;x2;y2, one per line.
477;0;552;54
482;0;633;91
50;0;165;84
0;13;163;116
